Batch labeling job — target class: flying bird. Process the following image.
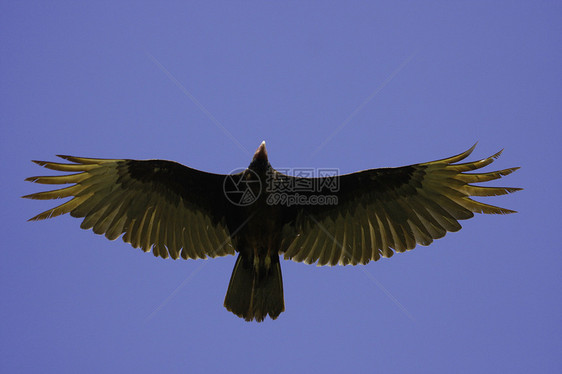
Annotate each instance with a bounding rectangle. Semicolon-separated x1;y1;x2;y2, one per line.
24;142;520;322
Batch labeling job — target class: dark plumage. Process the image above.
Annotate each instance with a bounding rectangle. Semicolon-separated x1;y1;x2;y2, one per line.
23;142;520;321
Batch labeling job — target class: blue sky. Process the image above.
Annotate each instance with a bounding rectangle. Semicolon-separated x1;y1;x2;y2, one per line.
2;1;560;373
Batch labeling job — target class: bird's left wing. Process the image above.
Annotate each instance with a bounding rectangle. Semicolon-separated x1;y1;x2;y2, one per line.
277;145;521;266
24;156;235;260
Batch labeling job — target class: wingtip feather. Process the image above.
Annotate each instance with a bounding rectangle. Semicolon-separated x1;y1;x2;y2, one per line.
491;149;504;159
31;160;48;166
56;155;79;162
56;155;118;164
427;142;478;165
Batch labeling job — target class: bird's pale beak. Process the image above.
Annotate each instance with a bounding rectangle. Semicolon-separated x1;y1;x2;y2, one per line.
253;141;268;161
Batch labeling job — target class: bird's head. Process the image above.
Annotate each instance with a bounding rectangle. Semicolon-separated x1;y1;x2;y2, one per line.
248;141;270;175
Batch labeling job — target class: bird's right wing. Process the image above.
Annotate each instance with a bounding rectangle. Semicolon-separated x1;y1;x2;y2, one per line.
24;156;236;260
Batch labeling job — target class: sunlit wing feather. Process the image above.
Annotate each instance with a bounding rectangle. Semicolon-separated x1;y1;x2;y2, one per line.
280;145;521;266
23;156;235;259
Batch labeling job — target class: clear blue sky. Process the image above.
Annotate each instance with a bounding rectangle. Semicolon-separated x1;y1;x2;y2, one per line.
2;1;560;373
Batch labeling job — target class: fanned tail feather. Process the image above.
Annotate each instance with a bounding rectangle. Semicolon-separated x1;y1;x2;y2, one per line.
224;254;284;322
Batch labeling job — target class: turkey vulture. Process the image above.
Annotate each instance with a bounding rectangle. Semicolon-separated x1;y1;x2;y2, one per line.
24;142;520;322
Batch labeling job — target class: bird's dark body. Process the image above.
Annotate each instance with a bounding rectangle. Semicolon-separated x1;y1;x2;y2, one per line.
223;151;288;320
24;141;520;322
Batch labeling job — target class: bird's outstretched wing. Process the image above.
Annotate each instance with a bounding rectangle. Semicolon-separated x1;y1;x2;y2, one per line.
279;145;521;266
23;156;235;259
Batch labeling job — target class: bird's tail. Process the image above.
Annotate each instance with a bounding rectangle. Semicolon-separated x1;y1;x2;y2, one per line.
224;254;284;322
